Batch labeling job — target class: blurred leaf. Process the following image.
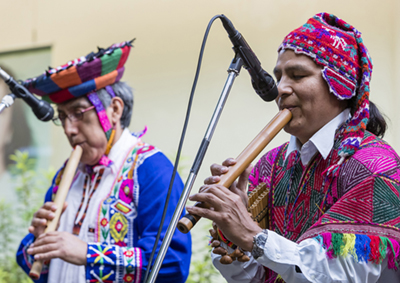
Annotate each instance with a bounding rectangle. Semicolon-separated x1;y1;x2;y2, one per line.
0;150;52;282
187;235;223;283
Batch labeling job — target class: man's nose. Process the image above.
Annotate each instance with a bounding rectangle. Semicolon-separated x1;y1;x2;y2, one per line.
275;77;292;104
276;77;292;97
63;118;79;136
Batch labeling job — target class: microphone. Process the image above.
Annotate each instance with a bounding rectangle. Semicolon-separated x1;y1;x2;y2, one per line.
0;67;54;121
220;15;278;102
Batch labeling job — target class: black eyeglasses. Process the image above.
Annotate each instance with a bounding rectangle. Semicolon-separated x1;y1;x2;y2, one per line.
53;106;95;126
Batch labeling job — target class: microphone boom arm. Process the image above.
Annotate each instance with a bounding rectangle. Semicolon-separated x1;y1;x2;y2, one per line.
145;56;244;283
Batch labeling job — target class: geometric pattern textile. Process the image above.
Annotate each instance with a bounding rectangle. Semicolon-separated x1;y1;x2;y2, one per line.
81;141;155;282
248;131;400;282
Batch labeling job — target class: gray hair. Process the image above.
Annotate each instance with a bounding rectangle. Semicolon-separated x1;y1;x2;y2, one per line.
95;81;133;128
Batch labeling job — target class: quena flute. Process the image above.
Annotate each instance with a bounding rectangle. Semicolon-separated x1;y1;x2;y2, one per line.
177;109;292;234
29;145;83;280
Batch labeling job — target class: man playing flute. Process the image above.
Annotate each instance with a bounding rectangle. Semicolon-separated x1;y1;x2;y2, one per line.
188;13;400;282
16;41;191;283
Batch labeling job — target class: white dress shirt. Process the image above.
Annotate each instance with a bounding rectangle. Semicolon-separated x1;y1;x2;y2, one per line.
212;109;400;283
285;108;350;166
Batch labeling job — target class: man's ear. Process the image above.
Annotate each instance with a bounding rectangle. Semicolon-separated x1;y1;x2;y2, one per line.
110;97;124;125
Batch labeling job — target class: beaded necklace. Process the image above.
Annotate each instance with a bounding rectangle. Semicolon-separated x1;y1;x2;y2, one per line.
73;168;105;235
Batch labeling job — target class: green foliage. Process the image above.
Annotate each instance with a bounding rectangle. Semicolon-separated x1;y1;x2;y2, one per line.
0;261;32;283
187;251;221;283
0;150;54;282
9;150;55;225
0;200;15;266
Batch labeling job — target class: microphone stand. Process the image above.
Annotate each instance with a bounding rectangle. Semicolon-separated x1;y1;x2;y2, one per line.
146;55;243;283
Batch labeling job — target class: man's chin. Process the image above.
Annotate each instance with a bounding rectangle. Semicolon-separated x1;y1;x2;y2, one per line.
283;123;303;139
283;124;296;136
80;155;101;166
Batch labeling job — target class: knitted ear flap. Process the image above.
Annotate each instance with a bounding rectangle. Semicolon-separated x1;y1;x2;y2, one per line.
278;12;373;159
322;67;356;100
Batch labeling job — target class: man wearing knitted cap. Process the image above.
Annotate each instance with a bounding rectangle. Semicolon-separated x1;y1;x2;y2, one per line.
15;41;191;282
188;13;400;282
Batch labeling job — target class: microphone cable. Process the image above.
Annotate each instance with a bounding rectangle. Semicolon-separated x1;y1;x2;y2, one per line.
143;14;223;283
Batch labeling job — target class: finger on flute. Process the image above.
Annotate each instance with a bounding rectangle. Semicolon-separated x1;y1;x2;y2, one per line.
29;145;82;280
178;109;292;233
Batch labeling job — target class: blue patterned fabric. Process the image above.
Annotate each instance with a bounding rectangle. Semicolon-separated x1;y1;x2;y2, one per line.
16;147;191;283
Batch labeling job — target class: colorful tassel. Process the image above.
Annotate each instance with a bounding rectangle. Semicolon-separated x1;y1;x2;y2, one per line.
355;234;371;263
369;235;381;264
379;237;389;262
342;233;357;260
331;233;344;256
387;238;400;270
321;233;334;259
313;235;324;252
321;233;332;249
313;233;400;270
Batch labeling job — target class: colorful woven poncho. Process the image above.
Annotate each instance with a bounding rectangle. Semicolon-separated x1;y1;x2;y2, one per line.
248;131;400;281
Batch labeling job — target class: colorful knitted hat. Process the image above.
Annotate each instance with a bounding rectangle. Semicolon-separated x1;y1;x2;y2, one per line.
24;41;132;104
278;13;372;159
24;40;133;167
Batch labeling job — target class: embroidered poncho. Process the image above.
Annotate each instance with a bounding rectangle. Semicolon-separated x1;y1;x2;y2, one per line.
249;131;400;281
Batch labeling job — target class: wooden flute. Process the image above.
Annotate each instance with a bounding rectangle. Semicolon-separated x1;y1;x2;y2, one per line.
177;109;292;234
29;145;83;280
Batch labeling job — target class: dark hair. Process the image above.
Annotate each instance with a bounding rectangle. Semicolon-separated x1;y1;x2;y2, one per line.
349;98;387;138
366;101;387;138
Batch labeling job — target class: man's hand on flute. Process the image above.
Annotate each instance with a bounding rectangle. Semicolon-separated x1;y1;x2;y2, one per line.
28;201;68;239
187;158;262;251
27;231;87;265
203;158;252;207
27;200;87;265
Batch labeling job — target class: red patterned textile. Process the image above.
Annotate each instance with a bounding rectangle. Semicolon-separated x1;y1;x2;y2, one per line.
249;131;400;281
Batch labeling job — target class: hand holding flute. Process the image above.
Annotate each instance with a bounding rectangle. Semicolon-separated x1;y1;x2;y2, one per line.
187;168;263;252
204;158;253;208
184;109;292;251
28;146;86;280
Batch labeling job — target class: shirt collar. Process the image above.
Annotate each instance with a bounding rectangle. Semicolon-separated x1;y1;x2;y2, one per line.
285;108;351;165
